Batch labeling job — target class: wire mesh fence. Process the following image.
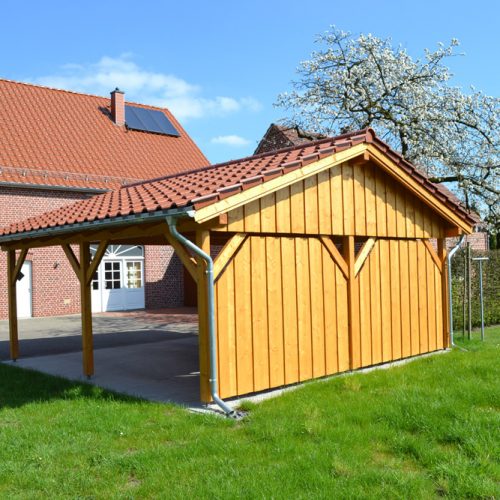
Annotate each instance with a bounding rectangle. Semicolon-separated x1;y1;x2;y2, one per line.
451;246;500;334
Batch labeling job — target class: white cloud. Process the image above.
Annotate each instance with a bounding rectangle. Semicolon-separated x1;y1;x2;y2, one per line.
211;135;252;147
33;54;261;121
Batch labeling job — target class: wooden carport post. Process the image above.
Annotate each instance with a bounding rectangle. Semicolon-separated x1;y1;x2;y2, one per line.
62;240;108;377
343;236;360;370
79;242;93;377
6;248;28;361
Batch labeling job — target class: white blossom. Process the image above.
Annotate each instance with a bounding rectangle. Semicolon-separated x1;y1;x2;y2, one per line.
276;27;499;229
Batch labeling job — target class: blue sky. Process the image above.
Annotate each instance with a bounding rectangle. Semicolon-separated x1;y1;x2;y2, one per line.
2;0;498;164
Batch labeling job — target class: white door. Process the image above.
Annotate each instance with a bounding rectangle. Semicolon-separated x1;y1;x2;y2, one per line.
124;260;145;309
102;260;123;311
90;245;145;312
16;261;32;318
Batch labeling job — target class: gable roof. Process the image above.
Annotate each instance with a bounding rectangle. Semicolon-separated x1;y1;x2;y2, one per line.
0;78;208;190
254;123;326;155
0;128;477;240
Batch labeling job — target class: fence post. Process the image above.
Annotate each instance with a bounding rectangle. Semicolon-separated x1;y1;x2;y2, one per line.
467;242;472;340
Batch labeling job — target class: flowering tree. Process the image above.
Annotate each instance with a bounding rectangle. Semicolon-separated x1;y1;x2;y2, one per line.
276;28;499;229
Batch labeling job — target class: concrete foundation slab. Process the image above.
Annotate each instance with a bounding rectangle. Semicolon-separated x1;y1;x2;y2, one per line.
6;336;201;406
1;310;203;408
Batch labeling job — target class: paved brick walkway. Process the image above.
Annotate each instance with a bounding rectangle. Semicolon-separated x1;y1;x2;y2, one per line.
97;307;198;324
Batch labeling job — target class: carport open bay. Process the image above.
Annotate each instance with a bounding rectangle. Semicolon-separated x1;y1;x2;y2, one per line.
0;310;202;406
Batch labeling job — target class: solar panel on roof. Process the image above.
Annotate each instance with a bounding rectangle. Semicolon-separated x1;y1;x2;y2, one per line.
125;105;180;137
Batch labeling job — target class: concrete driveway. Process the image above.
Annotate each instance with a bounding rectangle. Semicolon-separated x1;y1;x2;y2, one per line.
0;309;203;407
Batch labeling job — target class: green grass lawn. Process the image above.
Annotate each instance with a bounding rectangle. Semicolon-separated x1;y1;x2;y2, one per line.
0;328;498;499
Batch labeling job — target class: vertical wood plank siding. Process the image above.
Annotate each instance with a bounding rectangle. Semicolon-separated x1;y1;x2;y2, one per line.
356;239;443;369
208;159;452;400
215;236;444;399
215;235;349;398
214;161;446;238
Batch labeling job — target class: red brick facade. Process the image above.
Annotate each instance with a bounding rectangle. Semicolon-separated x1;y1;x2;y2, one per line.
0;186;183;319
144;246;184;309
0;79;208;319
447;231;489;251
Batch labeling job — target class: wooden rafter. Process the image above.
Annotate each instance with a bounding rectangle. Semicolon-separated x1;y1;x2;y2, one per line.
86;240;108;285
163;225;198;283
320;236;348;279
2;221;170;252
444;227;463;237
4;234;77;252
11;248;29;285
354;238;377;277
61;244;80;277
213;233;247;280
422;239;442;271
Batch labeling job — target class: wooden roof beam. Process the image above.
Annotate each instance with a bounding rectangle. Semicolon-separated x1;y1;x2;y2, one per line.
354;238;377;277
163;223;198;283
213;233;247;281
422;239;443;272
10;248;29;286
86;240;109;285
320;236;348;279
61;244;80;277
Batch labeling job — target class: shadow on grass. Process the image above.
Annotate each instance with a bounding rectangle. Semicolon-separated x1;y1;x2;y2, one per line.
0;362;145;409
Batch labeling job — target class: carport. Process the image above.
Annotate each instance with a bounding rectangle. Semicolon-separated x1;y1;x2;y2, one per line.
0;128;476;415
1;211;234;409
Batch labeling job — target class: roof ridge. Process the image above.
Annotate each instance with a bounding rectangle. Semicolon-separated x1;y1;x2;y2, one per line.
125;128;372;188
0;126;478;239
275;123;326;139
0;77;172;112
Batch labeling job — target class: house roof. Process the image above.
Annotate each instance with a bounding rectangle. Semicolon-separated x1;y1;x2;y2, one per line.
254;123;326;154
0;128;477;239
0;78;208;190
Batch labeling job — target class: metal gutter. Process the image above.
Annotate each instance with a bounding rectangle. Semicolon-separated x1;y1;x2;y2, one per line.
0;181;109;194
0;207;193;245
165;215;238;417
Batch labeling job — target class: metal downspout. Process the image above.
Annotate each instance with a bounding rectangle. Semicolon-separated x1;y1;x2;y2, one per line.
165;216;236;417
447;235;465;347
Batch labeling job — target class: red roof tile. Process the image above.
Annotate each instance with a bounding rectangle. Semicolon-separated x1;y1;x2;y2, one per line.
0;79;208;189
0;129;477;238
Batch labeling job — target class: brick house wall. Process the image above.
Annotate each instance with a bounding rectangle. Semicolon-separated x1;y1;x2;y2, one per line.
144;245;184;309
0;186;89;319
447;232;489;252
0;186;184;319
